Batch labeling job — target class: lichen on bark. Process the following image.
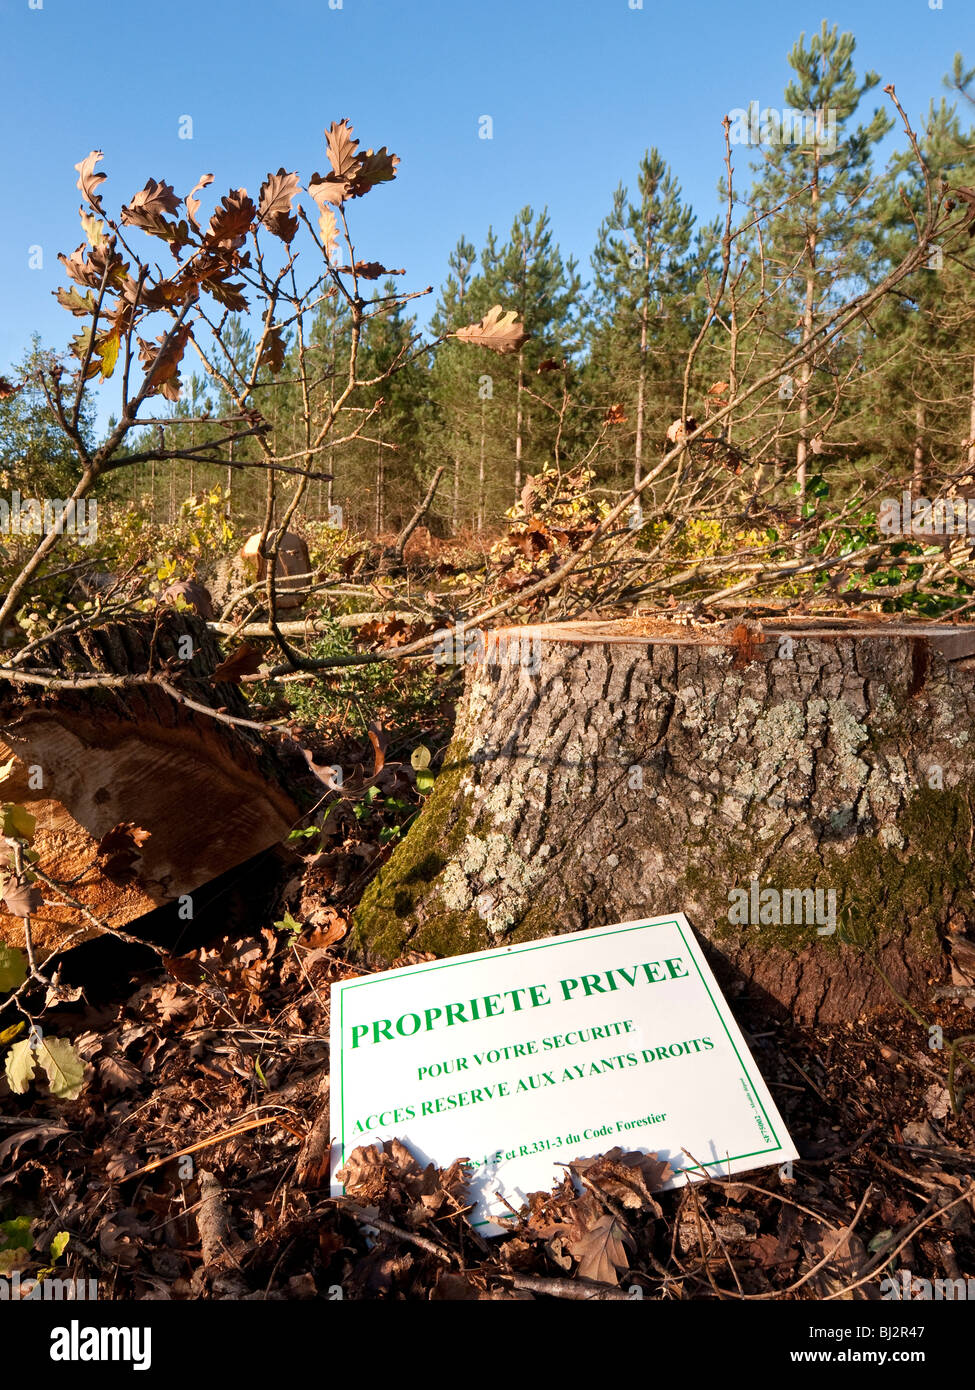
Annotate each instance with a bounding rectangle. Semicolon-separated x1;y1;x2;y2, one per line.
351;624;975;1021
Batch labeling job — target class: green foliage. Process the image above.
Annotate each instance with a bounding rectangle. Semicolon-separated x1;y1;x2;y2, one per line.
0;945;28;992
0;337;95;501
4;1034;86;1101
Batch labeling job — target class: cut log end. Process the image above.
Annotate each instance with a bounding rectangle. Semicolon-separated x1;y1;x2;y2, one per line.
0;613;301;957
353;617;975;1024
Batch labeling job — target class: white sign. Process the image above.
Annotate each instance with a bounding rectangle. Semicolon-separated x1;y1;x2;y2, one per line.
330;914;798;1233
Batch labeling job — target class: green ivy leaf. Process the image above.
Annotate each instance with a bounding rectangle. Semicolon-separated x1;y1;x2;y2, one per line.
274;911;302;937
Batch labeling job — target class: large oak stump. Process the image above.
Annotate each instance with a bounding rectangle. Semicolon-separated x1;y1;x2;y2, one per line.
353;616;975;1023
0;613;300;956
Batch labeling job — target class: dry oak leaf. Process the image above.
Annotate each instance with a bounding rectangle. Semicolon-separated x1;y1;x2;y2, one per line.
75;150;107;206
121;178;182;236
318;206;339;258
210;643;263;685
666;416;698;444
309;120;361;207
0;1123;67;1168
96;822;151;882
335;1143;390;1202
325;118;362;180
568;1147;672;1213
205;189;256;248
604;402;627;424
454;304;530;355
2;877;43;917
566;1211;634;1285
258;168;301;243
334;260;402;280
186;172;214;231
59;240;129;291
349;146;399;196
139;324;191;400
0;377;21;398
160;578;215;619
257;324;287;375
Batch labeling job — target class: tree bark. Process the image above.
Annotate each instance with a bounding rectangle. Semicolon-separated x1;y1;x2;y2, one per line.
353;617;975;1024
0;612;300;956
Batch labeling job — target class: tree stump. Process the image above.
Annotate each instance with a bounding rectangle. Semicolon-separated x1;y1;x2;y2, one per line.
353;616;975;1023
0;613;300;956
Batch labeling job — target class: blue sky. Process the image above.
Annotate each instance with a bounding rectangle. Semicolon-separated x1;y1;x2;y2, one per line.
0;0;970;413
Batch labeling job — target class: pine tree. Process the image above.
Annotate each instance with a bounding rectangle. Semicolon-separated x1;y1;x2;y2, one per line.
742;23;893;502
1;337;95;501
585;149;705;489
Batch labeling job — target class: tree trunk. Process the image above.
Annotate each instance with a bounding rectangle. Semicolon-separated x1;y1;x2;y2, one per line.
353;617;975;1024
0;613;300;957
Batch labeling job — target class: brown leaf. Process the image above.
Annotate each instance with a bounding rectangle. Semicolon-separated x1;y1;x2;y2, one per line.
350;146;399;196
154;983;197;1024
2;877;43;917
536;357;564;373
210;643;263;685
186;172;214;231
257;325;286;375
58;241;129;291
98;1053;143;1093
75;150;106;205
568;1148;671;1213
205;189;256;249
666;415;698;445
307;170;351;209
96;822;151;882
454;304;530;355
200;276;249;312
309;122;399;206
0;376;20;399
566;1212;633;1285
367;723;388;777
258;168;301;243
139;325;191;399
336;260;401;280
121;178;182;236
0;1123;67;1167
325;119;362;181
604;403;627;424
303;908;348;950
318;206;339;258
160;578;215;619
335;1143;388;1202
55;286;96;316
